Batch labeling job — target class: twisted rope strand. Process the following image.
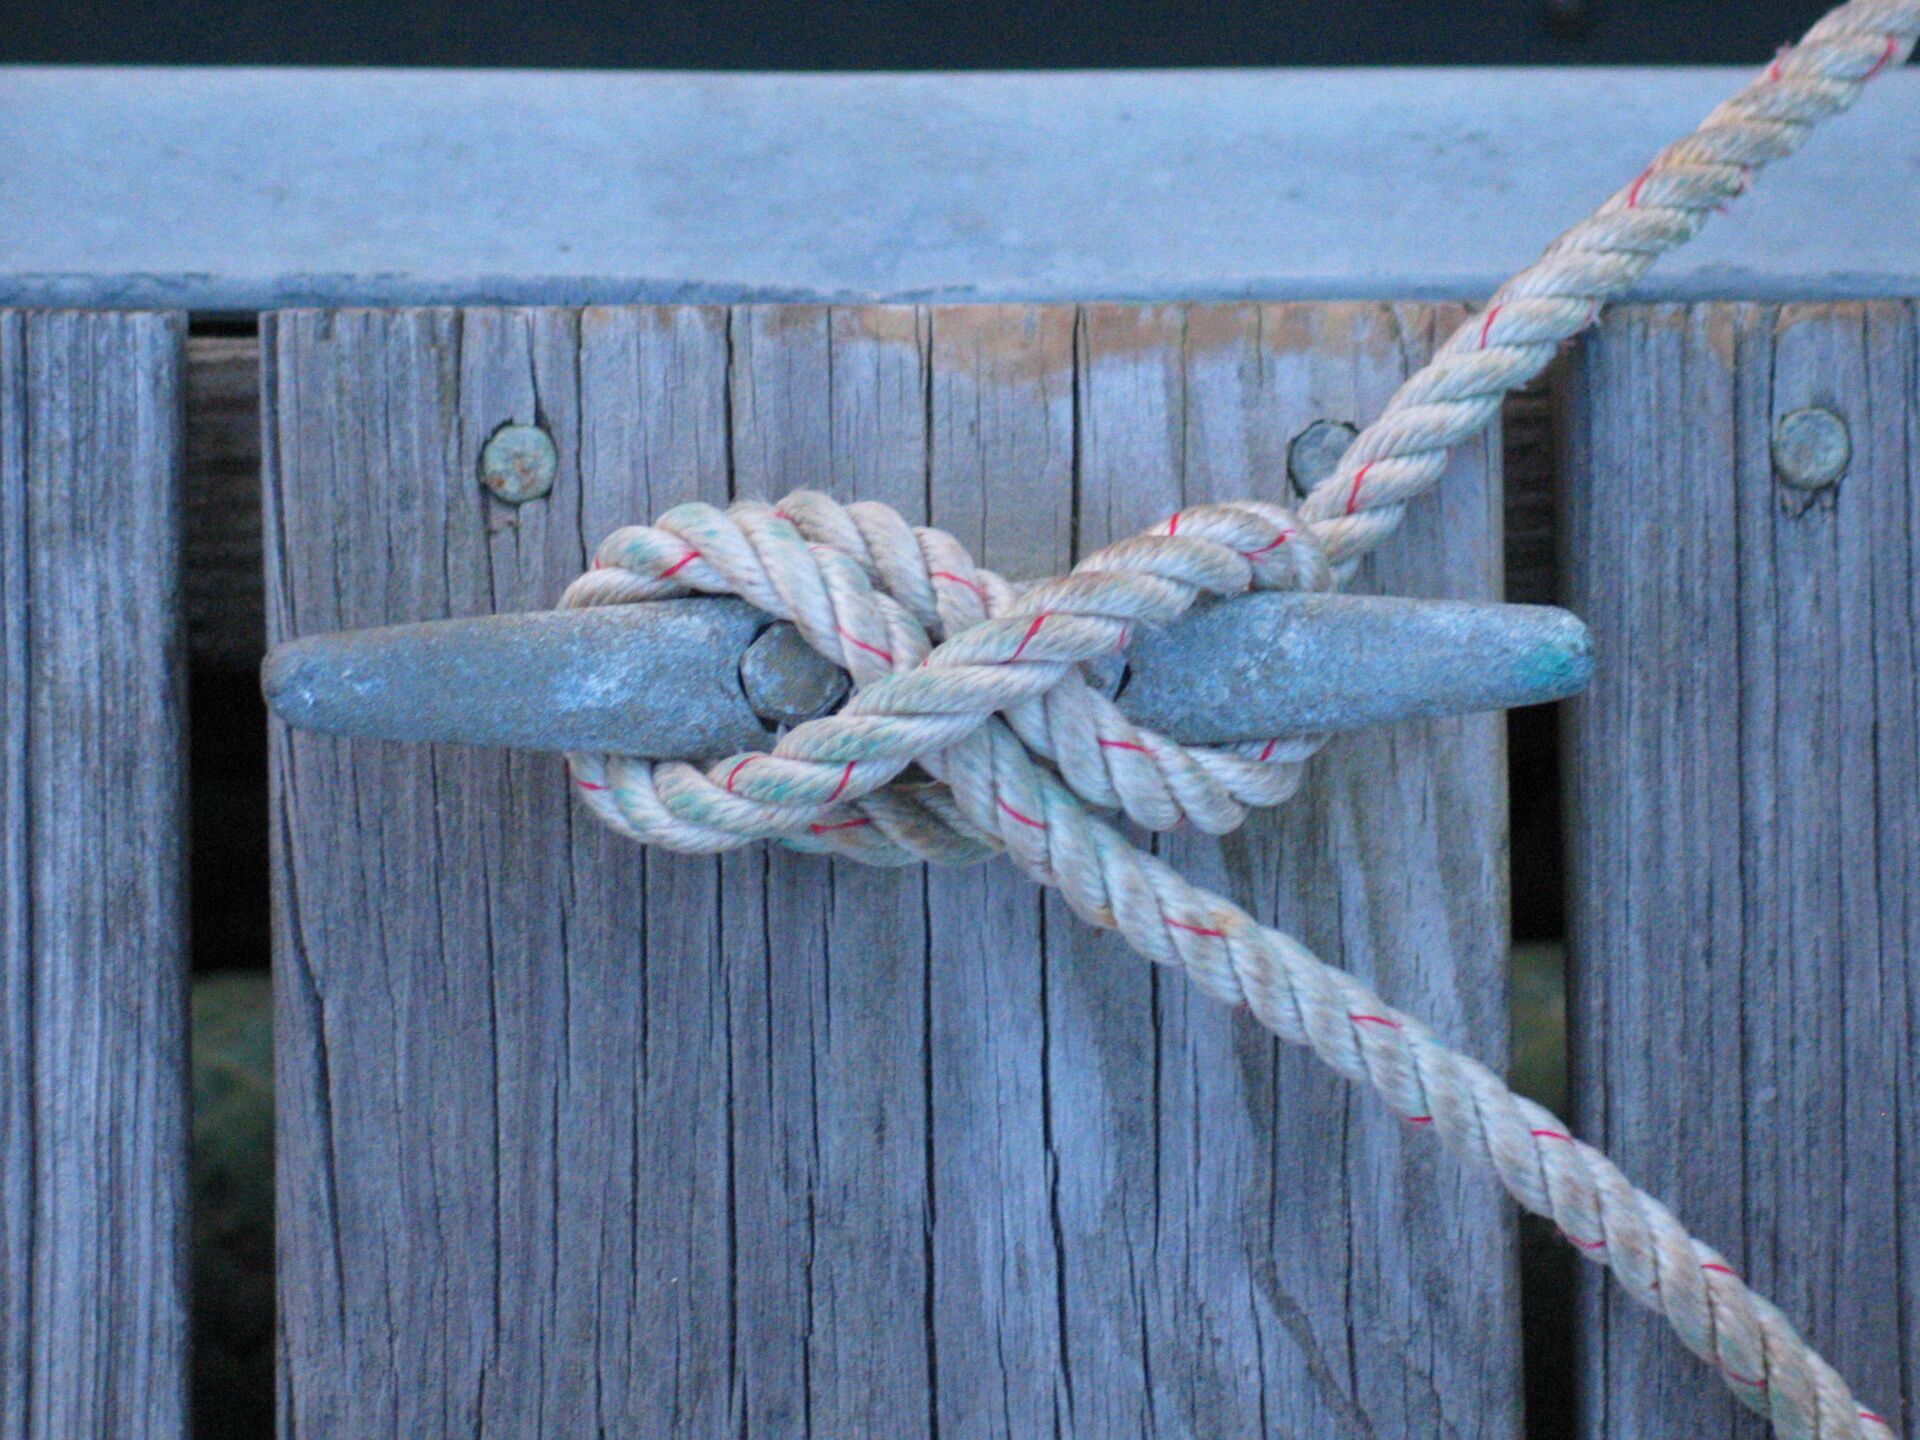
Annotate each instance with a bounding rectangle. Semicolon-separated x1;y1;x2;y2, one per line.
563;496;1326;855
1300;0;1920;578
561;6;1917;1436
567;501;1894;1439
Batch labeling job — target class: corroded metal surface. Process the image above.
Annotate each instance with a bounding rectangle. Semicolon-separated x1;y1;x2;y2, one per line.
265;599;778;759
264;592;1592;760
1116;592;1592;745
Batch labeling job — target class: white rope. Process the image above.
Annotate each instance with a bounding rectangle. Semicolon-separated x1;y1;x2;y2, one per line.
1304;0;1920;579
561;6;1919;1435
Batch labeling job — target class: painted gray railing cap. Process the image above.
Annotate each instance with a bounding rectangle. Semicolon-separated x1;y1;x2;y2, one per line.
4;66;1917;311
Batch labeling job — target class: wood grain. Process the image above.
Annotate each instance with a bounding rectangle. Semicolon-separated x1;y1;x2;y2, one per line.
1563;302;1919;1439
923;304;1078;1438
1062;302;1518;1440
268;303;1520;1438
178;335;1559;669
726;305;936;1434
0;310;191;1440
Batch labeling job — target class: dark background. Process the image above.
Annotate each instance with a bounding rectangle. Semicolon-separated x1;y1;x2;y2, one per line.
1;0;1847;68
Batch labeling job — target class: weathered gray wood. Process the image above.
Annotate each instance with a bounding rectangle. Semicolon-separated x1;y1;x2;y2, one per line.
269;302;1519;1438
1564;302;1919;1438
176;335;1561;671
1061;302;1519;1438
267;306;740;1436
923;304;1078;1437
724;304;935;1433
0;310;190;1440
9;68;1920;313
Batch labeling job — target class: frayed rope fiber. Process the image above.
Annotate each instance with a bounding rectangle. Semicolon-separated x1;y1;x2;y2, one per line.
561;5;1918;1436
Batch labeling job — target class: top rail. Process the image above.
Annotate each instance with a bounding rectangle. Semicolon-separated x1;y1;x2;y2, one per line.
3;66;1916;312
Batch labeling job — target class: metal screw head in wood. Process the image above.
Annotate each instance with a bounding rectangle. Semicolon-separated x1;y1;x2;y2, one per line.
738;620;852;727
1771;406;1850;490
1287;420;1359;496
262;590;1594;761
479;422;558;502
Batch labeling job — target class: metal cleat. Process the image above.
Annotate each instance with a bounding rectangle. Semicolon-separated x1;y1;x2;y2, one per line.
262;592;1593;761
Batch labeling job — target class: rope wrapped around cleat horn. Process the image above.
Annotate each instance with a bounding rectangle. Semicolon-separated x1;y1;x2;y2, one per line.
560;6;1919;1435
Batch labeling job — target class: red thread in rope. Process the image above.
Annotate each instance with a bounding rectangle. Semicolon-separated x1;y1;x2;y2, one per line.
1167;511;1183;535
1861;1411;1890;1428
1478;304;1503;349
1701;1262;1739;1278
1258;738;1280;762
1350;1013;1402;1030
1166;917;1228;939
1405;1116;1434;1126
997;797;1047;829
724;756;757;792
1099;738;1151;754
838;626;895;666
1565;1232;1609;1253
1345;461;1375;516
827;761;857;803
931;569;985;599
1626;167;1654;208
1864;35;1899;80
573;778;608;792
660;549;700;579
810;816;872;835
1720;1362;1768;1391
1011;612;1051;661
1241;530;1295;559
1531;1128;1575;1144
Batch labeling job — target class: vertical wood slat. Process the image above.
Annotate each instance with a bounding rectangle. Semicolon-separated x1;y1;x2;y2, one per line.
922;305;1078;1438
1064;303;1516;1439
725;305;935;1434
267;303;1519;1438
0;310;191;1440
1565;302;1919;1438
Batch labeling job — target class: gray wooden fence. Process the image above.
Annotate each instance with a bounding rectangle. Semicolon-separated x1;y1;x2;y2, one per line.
1;66;1915;1440
1;312;192;1439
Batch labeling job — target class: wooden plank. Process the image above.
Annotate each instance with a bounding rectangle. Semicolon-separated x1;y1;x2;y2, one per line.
269;302;1520;1437
0;310;190;1440
267;306;737;1436
1065;302;1519;1438
11;68;1920;312
572;306;737;1435
923;304;1078;1437
1563;302;1919;1438
725;305;935;1433
173;334;1558;671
